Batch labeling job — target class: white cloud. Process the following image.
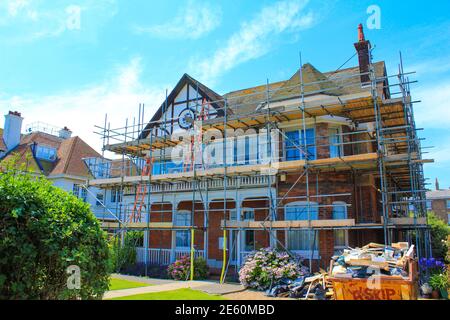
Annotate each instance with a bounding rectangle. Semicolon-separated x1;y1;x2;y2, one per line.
6;0;30;17
0;57;166;157
409;57;450;78
134;0;221;40
414;80;450;129
190;0;316;84
0;0;117;42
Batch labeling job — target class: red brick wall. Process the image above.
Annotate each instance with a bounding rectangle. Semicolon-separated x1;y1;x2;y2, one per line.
277;170;382;269
149;203;172;249
208;200;235;260
316;122;329;159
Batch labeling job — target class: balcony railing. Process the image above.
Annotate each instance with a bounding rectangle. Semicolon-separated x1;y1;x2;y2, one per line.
136;247;205;265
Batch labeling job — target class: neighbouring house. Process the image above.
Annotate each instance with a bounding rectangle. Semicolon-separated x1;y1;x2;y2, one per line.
85;25;431;275
0;111;116;221
426;179;450;224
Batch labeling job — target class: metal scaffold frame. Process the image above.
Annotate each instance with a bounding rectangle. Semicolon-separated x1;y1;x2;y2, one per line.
84;50;432;282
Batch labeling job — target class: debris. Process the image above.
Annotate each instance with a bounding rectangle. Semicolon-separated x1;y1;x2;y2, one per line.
265;270;334;300
329;242;419;300
331;242;414;278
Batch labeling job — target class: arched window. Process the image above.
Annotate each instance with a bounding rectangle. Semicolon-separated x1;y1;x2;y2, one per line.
332;202;348;253
285;202;319;257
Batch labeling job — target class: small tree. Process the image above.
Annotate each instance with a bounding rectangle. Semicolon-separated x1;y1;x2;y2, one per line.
0;156;110;299
428;212;450;262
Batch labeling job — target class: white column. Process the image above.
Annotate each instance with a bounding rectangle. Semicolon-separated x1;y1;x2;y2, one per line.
236;194;242;266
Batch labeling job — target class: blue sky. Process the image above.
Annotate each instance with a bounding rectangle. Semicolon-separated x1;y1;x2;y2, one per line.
0;0;449;189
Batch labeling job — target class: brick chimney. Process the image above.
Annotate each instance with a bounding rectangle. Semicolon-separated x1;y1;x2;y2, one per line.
435;178;440;191
354;23;371;85
3;111;23;151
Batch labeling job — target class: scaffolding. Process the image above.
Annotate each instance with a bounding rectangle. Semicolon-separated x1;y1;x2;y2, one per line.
84;49;433;282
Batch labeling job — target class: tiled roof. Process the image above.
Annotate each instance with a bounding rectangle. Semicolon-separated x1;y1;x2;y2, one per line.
427;190;450;200
1;131;101;178
50;136;101;177
222;61;387;115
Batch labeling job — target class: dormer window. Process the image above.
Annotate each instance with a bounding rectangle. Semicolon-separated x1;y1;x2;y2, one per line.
35;145;57;161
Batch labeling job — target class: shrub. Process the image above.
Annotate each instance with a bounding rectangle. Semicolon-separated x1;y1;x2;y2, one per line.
167;255;209;280
0;158;110;299
429;271;449;291
428;212;450;262
238;248;306;291
110;231;142;273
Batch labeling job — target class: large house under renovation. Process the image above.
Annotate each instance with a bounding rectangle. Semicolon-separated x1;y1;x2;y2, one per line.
85;25;432;278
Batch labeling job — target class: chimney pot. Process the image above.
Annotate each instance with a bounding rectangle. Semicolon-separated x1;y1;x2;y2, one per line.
58;126;72;139
358;23;365;42
354;23;371;85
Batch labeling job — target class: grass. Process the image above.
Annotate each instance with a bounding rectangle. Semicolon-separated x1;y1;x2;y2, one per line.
110;288;226;300
109;278;153;291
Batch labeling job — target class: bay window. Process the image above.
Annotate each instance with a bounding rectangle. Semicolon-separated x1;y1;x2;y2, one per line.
285;202;319;257
285;128;316;161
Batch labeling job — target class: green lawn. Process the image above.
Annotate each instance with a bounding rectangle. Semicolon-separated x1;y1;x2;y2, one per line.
109;278;153;291
110;288;226;300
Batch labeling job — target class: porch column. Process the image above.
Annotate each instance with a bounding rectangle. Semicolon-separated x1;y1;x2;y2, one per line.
236;193;242;266
170;197;177;263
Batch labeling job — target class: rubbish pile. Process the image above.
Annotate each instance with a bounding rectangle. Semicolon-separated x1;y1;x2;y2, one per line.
266;270;334;300
330;242;415;279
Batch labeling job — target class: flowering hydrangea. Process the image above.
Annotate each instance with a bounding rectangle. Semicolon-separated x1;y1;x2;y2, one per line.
167;255;209;281
238;248;305;290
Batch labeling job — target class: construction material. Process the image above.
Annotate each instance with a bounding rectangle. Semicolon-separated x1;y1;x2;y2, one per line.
265;269;334;300
329;242;419;300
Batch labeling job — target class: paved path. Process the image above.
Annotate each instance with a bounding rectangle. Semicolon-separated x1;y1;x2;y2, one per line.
105;275;245;299
111;273;176;286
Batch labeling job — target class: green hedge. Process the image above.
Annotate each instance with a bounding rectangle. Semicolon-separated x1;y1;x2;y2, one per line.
0;159;110;299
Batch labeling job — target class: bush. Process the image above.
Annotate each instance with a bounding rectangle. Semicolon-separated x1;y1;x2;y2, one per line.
110;231;142;273
0;158;110;299
167;255;209;280
238;248;306;291
428;212;450;262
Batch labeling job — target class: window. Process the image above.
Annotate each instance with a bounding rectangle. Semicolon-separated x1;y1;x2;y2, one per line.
35;145;57;161
329;127;342;158
285;129;316;161
229;208;254;221
174;211;191;249
244;230;255;252
96;194;104;207
332;202;348;253
426;201;432;210
447;200;450;210
152;160;183;175
72;184;80;197
285;202;319;254
80;187;87;202
111;188;122;203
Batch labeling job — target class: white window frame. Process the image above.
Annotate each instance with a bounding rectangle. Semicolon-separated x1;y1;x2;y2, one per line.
173;210;191;250
284;201;319;259
35;145;57;161
332;201;349;254
72;184;80;197
229;208;256;253
283;127;316;161
329;126;343;158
